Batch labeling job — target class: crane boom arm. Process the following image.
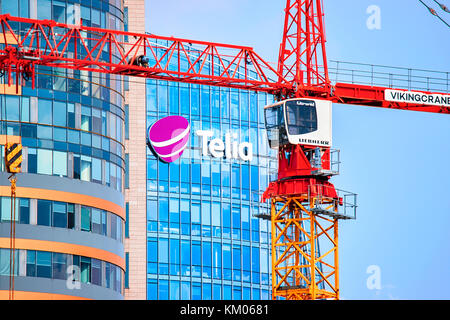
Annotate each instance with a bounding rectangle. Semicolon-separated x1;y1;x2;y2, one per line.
0;14;448;115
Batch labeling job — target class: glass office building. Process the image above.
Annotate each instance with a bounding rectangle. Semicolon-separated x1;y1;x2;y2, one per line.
0;0;126;299
145;65;277;299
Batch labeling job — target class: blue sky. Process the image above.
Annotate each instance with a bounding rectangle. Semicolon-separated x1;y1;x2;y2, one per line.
146;0;450;299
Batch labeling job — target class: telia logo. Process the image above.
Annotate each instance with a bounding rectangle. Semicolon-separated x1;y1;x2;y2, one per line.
148;115;254;163
147;116;190;163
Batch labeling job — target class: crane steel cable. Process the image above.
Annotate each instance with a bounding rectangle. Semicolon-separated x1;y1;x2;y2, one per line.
8;175;16;300
419;0;450;27
1;76;17;300
433;0;450;13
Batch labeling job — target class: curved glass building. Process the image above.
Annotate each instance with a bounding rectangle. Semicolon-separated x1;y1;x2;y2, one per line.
0;0;126;300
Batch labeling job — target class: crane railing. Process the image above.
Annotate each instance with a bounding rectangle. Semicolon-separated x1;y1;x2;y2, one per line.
308;184;357;220
329;60;450;94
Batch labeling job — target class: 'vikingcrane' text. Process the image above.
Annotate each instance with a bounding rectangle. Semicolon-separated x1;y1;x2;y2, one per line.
385;89;450;107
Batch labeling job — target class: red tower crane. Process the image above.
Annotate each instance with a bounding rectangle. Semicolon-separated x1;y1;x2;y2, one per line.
0;0;448;300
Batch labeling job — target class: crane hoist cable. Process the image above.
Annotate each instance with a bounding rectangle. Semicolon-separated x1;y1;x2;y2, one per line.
8;174;17;300
419;0;450;27
1;73;21;300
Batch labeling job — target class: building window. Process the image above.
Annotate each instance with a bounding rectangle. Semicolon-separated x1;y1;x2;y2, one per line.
124;153;129;189
110;213;117;240
36;251;52;278
92;158;102;184
213;284;221;300
147;238;158;274
91;258;102;286
73;154;81;179
148;279;157;300
0;248;17;276
52;252;67;280
202;283;211;300
19;199;30;224
37;199;51;227
105;262;111;288
26;148;36;173
80;155;91;181
192;282;201;300
81;206;91;232
26;250;36;277
124;6;128;42
158;280;169;300
191;241;201;277
81;106;91;131
91;208;102;234
124;104;129;139
92;108;102;134
0;198;18;222
37;149;52;175
1;0;18;16
158;238;169;275
80;256;91;284
212;242;221;279
125;202;129;238
170;281;180;300
6;96;20;121
169;238;180;276
101;210;107;236
125;252;129;289
124;76;129;91
67;204;75;229
53;101;67;127
68;104;76;128
38;98;52;125
53;151;67;177
52;202;67;228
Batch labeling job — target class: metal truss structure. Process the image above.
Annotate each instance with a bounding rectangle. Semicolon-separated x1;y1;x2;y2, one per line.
270;195;340;300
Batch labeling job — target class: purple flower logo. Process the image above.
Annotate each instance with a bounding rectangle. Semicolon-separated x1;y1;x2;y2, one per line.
147;116;190;163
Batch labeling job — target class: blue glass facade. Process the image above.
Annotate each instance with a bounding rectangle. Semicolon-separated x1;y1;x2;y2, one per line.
0;0;126;191
146;74;277;299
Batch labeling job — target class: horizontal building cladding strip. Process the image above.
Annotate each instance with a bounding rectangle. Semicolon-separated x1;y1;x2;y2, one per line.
0;84;21;95
0;172;124;208
0;135;21;144
0;224;124;261
0;238;125;271
0;173;125;220
0;290;90;300
0;276;123;300
0;186;125;220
